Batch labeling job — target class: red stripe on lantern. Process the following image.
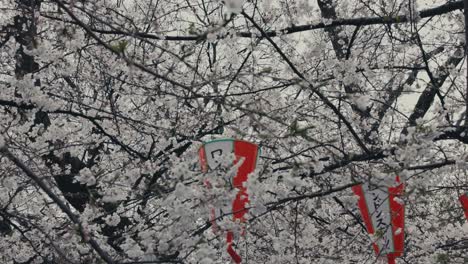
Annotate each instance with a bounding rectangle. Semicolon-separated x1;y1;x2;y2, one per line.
388;176;404;257
459;193;468;220
352;184;378;253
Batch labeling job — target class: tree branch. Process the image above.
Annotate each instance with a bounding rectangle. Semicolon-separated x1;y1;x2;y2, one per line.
403;53;463;135
0;146;115;264
42;1;464;41
242;11;371;155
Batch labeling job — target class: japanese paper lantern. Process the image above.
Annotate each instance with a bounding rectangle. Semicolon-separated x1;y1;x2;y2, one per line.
352;176;405;264
199;139;259;263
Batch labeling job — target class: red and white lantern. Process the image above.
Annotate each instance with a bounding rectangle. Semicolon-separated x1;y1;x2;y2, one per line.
199;139;259;263
352;176;405;264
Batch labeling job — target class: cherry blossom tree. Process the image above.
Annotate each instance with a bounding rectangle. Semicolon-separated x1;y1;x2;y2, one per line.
1;0;468;263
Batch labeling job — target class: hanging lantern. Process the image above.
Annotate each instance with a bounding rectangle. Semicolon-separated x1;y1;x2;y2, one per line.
199;139;259;263
459;193;468;220
352;176;405;264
